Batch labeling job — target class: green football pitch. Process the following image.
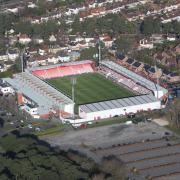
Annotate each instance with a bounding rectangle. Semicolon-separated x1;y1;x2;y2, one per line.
47;73;134;105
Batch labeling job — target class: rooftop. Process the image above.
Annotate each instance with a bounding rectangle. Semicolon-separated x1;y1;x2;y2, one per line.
80;94;159;113
132;61;141;68
4;72;73;115
126;58;134;64
116;53;125;60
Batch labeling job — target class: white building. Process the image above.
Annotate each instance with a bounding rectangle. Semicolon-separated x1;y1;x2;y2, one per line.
58;54;70;62
47;55;59;64
7;49;19;61
0;80;14;95
33;36;44;44
0;51;8;61
28;2;37;8
139;39;154;49
24;104;38;115
18;34;31;44
167;35;176;41
79;94;161;121
0;64;6;72
49;35;57;42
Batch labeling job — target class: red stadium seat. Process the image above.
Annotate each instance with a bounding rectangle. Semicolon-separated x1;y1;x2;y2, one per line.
32;62;94;79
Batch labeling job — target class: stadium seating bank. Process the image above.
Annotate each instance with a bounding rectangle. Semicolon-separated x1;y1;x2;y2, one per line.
31;60;94;79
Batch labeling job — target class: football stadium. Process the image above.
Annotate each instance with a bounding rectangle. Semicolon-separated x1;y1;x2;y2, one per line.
2;59;168;123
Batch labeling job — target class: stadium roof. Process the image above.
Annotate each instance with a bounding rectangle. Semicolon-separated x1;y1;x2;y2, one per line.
4;72;73;114
80;94;159;113
100;61;168;95
29;60;93;71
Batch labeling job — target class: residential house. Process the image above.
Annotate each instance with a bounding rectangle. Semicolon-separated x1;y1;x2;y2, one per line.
47;54;59;64
166;34;176;41
58;52;70;62
168;72;179;82
174;44;180;54
155;51;179;67
26;47;38;55
29;55;48;66
162;69;171;80
132;61;144;72
4;61;14;69
7;49;19;61
31;17;41;24
0;64;6;72
28;2;38;8
147;66;162;79
6;5;19;14
38;46;49;56
18;34;31;44
116;53;127;64
151;34;164;44
49;35;57;42
143;64;152;75
49;45;68;54
103;37;113;48
7;29;15;35
69;51;80;61
0;80;14;95
0;50;8;61
155;52;170;65
33;36;44;44
125;58;135;66
9;35;18;45
139;38;154;49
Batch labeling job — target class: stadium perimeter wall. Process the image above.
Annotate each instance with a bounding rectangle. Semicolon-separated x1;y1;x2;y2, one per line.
79;97;161;121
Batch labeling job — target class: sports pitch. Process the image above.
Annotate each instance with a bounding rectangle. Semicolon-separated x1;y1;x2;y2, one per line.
47;73;134;105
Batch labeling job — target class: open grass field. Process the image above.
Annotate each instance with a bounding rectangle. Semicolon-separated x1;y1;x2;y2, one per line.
47;73;134;105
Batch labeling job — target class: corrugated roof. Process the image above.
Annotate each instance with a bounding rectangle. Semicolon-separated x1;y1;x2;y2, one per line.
80;94;159;113
4;72;73;115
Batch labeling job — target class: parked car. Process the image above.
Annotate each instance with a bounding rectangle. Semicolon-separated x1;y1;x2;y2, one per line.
87;121;93;125
27;124;33;129
35;127;41;131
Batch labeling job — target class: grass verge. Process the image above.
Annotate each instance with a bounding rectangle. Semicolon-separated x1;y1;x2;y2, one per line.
35;125;65;137
88;118;127;128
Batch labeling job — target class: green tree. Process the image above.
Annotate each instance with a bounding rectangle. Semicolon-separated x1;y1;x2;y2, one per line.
140;17;162;35
115;36;134;53
80;47;97;60
15;21;33;36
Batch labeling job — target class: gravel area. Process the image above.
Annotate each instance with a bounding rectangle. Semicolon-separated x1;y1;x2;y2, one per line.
44;122;172;148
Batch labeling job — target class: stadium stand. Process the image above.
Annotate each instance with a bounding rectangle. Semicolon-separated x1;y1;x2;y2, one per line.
99;65;151;94
4;72;74;117
31;60;94;79
100;61;168;98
